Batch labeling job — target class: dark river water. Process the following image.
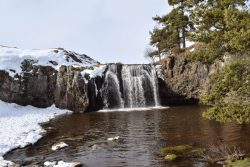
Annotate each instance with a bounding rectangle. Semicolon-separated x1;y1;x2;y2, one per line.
5;106;250;167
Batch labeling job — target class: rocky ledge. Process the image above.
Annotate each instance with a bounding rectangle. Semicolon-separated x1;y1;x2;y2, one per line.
0;46;100;112
158;52;225;105
0;46;224;112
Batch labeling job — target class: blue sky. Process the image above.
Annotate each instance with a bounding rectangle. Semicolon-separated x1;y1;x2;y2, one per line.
0;0;170;64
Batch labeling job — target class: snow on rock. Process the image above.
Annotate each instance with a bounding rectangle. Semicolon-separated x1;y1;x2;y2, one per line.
44;161;57;166
51;142;68;151
0;100;72;166
44;161;81;167
81;65;107;82
0;157;13;167
0;45;99;77
155;65;164;80
107;136;120;141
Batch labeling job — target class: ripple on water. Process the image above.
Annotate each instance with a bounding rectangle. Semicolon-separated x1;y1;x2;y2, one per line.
4;106;250;167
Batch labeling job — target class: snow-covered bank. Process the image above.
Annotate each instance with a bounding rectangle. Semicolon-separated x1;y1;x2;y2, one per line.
44;161;81;167
0;101;72;166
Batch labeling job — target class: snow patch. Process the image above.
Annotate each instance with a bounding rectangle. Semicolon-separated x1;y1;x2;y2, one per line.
0;46;99;77
81;65;106;83
44;161;81;167
0;100;72;166
0;157;13;167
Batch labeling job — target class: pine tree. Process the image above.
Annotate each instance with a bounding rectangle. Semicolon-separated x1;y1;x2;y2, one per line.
150;0;250;123
187;0;250;123
188;0;250;63
150;0;195;58
168;0;187;48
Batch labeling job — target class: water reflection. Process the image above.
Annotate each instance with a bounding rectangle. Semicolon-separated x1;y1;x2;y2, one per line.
5;106;250;167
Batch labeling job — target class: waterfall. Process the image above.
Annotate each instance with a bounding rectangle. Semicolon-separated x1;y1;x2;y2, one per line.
101;64;124;109
94;82;98;96
122;65;146;108
151;65;160;106
101;64;160;109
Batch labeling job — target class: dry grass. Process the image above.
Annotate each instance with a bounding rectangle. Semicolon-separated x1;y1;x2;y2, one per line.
202;143;245;164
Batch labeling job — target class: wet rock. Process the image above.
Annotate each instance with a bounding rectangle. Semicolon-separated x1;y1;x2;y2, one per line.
64;136;83;142
86;77;105;111
51;142;68;151
107;136;120;141
0;66;57;108
158;144;205;158
9;164;20;167
44;127;57;133
159;53;223;105
85;139;119;151
225;157;250;167
55;66;89;113
91;144;102;151
164;154;177;161
72;162;82;167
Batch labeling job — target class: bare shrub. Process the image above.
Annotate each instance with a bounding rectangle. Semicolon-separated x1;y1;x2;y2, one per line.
202;143;245;164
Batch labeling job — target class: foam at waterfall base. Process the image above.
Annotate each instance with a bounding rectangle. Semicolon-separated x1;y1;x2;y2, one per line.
98;106;169;112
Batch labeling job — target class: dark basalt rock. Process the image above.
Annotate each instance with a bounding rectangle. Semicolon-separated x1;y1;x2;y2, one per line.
159;53;220;105
86;77;105;112
22;66;57;107
0;63;89;112
158;78;199;106
0;52;221;112
55;66;89;113
0;66;56;108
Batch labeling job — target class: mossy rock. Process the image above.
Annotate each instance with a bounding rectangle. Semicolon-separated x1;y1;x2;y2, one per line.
158;144;205;158
164;154;177;161
162;144;193;152
225;158;250;167
186;147;205;156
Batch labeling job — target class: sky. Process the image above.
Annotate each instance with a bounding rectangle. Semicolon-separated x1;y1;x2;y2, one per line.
0;0;171;64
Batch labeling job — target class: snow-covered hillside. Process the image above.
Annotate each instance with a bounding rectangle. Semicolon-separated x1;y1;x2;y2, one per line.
0;101;72;166
0;45;99;77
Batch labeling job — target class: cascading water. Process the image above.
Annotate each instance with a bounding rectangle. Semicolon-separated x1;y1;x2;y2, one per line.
150;66;160;106
101;64;160;109
101;64;124;109
122;65;146;108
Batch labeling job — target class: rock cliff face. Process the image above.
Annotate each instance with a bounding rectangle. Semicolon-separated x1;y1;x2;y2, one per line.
0;46;99;112
0;46;223;111
0;66;57;107
159;53;222;105
54;66;89;112
0;65;90;112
